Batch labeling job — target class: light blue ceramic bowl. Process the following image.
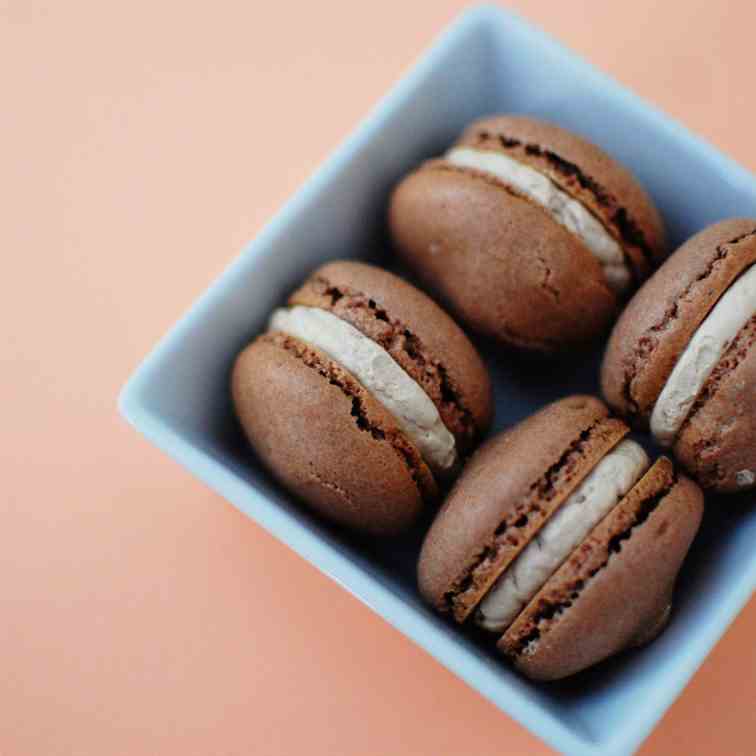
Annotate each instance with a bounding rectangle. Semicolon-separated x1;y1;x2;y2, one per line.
119;6;756;754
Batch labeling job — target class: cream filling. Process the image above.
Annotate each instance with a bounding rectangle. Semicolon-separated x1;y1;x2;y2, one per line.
651;264;756;446
474;439;649;633
444;146;631;293
270;306;457;475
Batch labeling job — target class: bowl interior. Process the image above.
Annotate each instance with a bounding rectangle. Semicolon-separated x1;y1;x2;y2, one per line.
121;8;756;754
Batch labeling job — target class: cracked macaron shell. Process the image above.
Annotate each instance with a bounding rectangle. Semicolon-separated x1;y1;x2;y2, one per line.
500;458;703;681
417;396;628;622
232;332;438;535
389;115;666;352
389;166;618;351
288;260;493;455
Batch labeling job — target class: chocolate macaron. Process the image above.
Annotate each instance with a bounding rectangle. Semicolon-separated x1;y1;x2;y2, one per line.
232;261;493;535
602;218;756;492
418;396;703;680
389;115;666;352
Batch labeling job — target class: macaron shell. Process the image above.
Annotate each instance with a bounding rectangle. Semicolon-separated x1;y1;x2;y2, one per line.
457;115;667;277
389;165;617;351
418;396;628;621
232;332;437;535
674;316;756;491
499;459;703;681
601;218;756;423
288;260;493;454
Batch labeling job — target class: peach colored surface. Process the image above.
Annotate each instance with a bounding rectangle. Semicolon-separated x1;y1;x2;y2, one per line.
3;1;755;754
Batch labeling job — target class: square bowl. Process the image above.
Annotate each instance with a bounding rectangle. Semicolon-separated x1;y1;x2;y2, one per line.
119;6;756;755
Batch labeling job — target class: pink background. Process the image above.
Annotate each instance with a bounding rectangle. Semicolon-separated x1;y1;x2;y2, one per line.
4;1;755;754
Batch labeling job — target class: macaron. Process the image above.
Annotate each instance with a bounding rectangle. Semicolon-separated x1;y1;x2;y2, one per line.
389;115;666;352
602;218;756;493
418;396;703;680
232;260;493;535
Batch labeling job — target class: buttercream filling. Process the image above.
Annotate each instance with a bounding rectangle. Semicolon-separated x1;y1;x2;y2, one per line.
270;306;457;475
651;263;756;446
474;439;649;632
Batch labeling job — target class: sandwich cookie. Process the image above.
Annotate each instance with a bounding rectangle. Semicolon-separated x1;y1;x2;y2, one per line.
418;396;703;680
389;115;666;352
602;218;756;492
232;261;493;534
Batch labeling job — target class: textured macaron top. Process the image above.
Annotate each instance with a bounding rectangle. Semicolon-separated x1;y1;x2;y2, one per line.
446;115;667;282
602;218;756;423
418;396;628;621
288;261;493;455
